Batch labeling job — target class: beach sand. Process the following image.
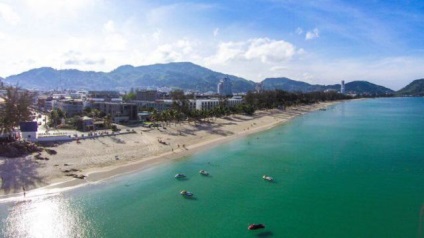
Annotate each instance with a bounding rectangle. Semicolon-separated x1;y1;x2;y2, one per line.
0;102;338;198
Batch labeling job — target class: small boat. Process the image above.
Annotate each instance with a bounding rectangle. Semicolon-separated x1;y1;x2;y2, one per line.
199;170;209;176
175;173;186;179
248;224;265;230
262;175;273;181
180;190;194;197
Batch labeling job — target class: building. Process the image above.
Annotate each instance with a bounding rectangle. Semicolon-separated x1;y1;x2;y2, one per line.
20;121;38;141
136;90;158;101
56;99;84;116
93;102;137;123
44;98;56;112
217;77;233;97
195;98;243;111
88;91;121;102
81;116;95;131
341;80;345;94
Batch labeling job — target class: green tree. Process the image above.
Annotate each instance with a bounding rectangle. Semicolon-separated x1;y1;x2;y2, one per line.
49;108;65;127
170;90;190;116
0;86;34;132
123;88;137;102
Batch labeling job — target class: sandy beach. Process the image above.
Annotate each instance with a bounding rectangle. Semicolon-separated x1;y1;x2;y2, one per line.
0;101;338;198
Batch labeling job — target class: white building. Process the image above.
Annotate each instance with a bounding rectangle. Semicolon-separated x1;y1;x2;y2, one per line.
341;80;345;94
217;77;233;97
195;98;243;111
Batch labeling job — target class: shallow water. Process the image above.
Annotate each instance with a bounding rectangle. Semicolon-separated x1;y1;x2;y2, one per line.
1;97;424;237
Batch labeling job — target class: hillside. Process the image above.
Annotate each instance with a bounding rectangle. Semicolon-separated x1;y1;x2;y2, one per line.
4;62;398;95
262;77;331;92
262;78;393;95
344;81;394;95
396;79;424;96
5;62;256;93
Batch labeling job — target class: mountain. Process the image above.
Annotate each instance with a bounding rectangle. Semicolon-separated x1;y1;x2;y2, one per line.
5;62;397;95
4;62;256;93
396;79;424;96
262;77;336;92
344;81;394;95
262;78;394;95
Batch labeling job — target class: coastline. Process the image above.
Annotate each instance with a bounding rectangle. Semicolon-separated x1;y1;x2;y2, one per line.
0;101;340;199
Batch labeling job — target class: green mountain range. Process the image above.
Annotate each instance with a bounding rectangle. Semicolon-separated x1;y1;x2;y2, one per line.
4;62;255;93
262;78;394;95
396;79;424;96
3;62;398;95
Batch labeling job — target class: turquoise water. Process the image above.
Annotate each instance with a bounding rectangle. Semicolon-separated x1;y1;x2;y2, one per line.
1;97;424;237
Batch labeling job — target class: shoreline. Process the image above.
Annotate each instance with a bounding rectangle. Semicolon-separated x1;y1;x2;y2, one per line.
0;101;341;200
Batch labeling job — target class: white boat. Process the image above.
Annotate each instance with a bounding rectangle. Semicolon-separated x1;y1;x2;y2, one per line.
180;190;194;197
199;170;209;176
262;175;273;181
175;173;186;179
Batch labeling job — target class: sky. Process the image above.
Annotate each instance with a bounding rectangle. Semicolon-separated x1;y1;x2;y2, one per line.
0;0;423;90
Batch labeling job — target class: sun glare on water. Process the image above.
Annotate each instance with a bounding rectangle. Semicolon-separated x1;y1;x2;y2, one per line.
3;195;94;238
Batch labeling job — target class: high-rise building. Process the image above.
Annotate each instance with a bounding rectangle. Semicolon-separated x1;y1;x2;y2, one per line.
340;80;345;94
255;82;263;93
217;77;233;97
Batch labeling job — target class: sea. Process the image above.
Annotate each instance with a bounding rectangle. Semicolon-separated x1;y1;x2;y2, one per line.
1;97;424;238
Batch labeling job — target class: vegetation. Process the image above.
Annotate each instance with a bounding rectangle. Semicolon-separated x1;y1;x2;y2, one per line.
262;77;394;96
5;62;256;92
396;79;424;96
123;88;137;102
48;108;66;128
147;89;350;126
244;90;350;110
0;86;34;132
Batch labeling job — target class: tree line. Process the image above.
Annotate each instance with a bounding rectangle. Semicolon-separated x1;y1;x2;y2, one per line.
147;89;350;126
0;85;351;133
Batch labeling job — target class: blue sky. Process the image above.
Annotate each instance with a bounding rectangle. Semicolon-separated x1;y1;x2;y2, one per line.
0;0;423;89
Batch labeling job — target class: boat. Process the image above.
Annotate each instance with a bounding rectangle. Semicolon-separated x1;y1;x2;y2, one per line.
175;173;186;179
180;190;194;197
199;170;209;176
262;175;273;181
248;224;265;230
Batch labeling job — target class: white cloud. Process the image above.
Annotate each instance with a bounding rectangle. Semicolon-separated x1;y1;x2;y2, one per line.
103;20;116;33
103;34;128;51
270;66;288;71
207;38;299;65
305;28;319;40
152;29;162;41
245;38;297;63
213;28;220;37
23;0;99;18
0;3;20;25
295;27;303;35
0;31;6;40
206;41;246;64
146;39;199;64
